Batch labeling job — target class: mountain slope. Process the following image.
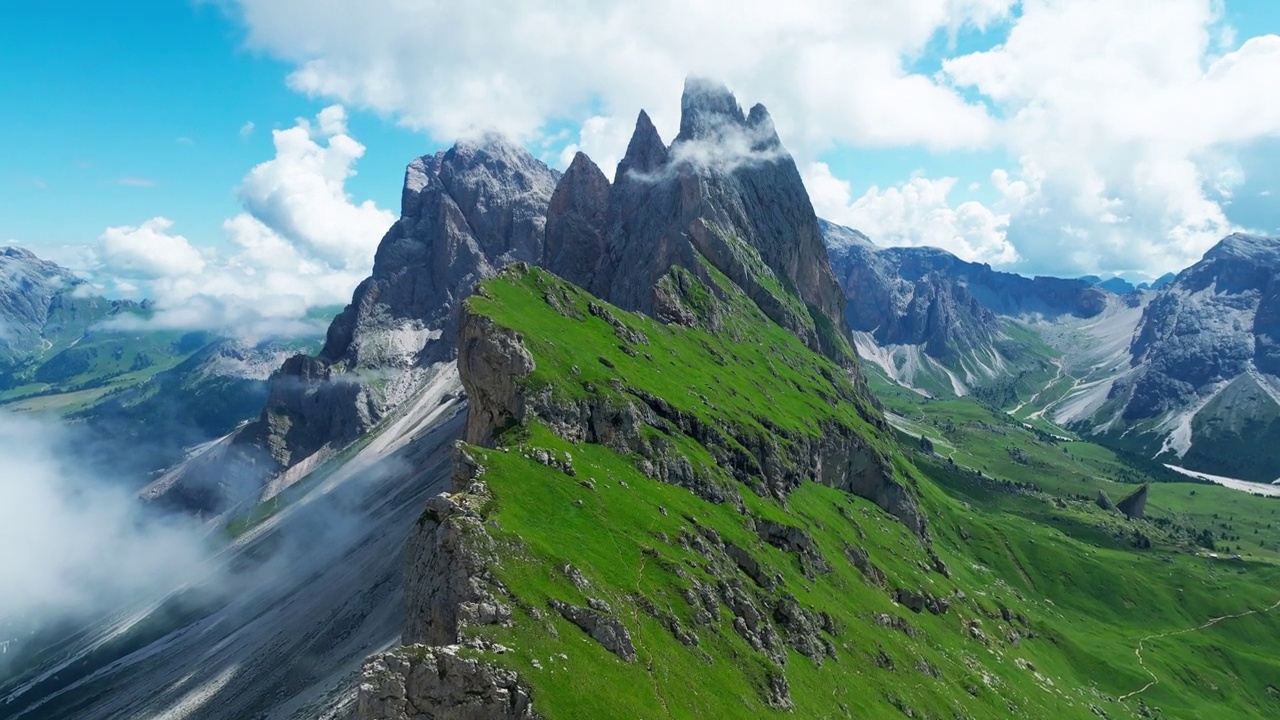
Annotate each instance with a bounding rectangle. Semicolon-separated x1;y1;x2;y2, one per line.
1087;233;1280;481
822;220;1111;401
356;264;1280;720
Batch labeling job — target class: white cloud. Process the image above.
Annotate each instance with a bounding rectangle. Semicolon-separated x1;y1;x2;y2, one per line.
240;120;256;137
236;105;391;270
0;412;213;622
92;107;394;338
807;162;1018;265
99;217;207;278
231;0;1012;164
212;1;1280;277
941;0;1280;275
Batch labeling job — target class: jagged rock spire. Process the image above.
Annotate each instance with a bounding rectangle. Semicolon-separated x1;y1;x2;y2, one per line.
616;110;669;178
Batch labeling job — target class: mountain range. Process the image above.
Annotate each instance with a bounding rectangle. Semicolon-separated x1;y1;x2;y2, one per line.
5;79;1280;720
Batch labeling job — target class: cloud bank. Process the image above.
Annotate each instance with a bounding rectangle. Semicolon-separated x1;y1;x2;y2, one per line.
0;412;213;623
225;0;1280;277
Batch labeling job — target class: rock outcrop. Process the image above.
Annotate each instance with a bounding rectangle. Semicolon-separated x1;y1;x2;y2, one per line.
357;645;535;720
541;78;856;365
358;448;535;720
1116;484;1149;520
548;599;637;661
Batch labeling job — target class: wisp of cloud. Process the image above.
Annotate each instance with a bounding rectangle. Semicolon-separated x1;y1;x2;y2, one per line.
0;412;215;624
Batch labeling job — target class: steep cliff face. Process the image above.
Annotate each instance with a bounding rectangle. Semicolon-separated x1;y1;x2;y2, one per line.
542;78;855;364
148;137;559;511
322;137;558;370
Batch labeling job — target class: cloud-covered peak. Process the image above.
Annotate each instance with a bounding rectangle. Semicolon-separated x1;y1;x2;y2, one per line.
677;76;746;142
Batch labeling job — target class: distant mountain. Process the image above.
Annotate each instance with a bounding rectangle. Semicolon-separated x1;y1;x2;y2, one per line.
0;246;134;369
822;220;1111;399
1084;233;1280;481
1097;277;1137;295
0;246;320;481
820;224;1280;481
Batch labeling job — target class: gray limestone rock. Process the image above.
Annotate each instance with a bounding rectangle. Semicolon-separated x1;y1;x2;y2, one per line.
356;644;535;720
821;219;1108;360
1126;234;1280;419
403;453;511;647
1116;484;1149;520
542;152;610;292
152;136;558;511
547;599;637;662
542;77;856;365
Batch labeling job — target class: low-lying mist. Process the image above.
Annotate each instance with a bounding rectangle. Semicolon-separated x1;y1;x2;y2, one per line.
0;412;217;627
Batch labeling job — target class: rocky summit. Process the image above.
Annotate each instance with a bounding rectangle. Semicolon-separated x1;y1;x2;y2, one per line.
543;77;855;365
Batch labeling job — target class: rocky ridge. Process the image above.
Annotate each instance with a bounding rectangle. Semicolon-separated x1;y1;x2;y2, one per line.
145;136;559;511
455;269;923;532
822;219;1112;396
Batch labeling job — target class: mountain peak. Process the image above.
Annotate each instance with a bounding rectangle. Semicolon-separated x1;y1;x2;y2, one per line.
677;76;746;143
617;110;669;178
1204;232;1280;264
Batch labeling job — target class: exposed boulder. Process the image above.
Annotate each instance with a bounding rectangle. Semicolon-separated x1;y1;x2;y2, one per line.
1116;484;1149;520
1096;489;1118;513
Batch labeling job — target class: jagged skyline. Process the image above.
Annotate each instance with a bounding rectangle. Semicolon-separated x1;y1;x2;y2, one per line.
3;1;1280;336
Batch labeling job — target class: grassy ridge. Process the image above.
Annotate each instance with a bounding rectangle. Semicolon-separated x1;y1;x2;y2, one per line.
447;266;1280;719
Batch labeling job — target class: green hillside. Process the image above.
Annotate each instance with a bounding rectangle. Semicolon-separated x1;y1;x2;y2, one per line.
386;265;1280;719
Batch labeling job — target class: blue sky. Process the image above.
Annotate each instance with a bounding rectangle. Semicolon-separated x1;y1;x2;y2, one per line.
3;1;1279;330
0;2;422;255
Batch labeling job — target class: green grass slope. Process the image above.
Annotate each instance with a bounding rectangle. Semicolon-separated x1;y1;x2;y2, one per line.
416;265;1280;720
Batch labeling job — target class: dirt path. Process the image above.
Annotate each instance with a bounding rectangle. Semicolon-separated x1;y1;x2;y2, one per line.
1118;596;1280;702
